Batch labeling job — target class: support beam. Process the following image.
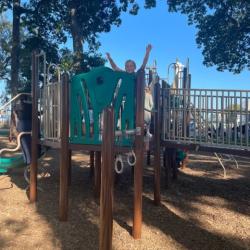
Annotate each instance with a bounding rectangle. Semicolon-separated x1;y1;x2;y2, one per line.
153;82;161;205
146;150;151;165
99;108;114;250
172;149;178;180
95;151;102;197
89;151;94;178
163;147;170;189
68;149;72;186
133;70;145;239
59;73;70;221
30;51;39;203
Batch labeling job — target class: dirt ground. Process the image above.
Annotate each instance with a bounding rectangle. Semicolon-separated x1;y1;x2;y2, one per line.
0;136;250;250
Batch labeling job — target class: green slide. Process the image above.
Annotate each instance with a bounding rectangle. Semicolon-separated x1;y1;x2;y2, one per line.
0;155;25;173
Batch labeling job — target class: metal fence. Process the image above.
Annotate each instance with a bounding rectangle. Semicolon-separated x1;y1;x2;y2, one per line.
162;88;250;150
37;62;63;142
40;80;62;141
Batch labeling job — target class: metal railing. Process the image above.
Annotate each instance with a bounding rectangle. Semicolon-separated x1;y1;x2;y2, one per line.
162;88;250;150
0;93;32;129
38;62;62;142
40;80;62;142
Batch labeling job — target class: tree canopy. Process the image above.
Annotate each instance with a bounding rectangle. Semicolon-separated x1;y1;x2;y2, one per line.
1;0;248;96
168;0;250;73
0;15;11;81
0;0;157;95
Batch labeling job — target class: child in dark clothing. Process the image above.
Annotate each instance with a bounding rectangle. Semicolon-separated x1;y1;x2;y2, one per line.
11;95;41;165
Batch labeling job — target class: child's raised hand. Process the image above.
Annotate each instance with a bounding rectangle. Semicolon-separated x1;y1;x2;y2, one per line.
106;52;111;58
146;44;152;53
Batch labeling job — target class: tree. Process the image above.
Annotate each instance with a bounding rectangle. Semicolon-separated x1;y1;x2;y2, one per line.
168;0;250;73
0;0;32;95
0;15;11;82
1;0;157;94
27;0;156;73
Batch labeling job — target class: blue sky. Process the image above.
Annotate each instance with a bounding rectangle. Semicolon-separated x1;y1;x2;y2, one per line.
1;1;249;96
98;2;249;90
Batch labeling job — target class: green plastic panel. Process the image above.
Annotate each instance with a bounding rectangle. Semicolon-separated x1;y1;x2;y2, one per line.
0;155;24;173
69;67;136;146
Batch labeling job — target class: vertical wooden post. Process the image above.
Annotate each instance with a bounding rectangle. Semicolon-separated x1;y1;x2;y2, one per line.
163;148;167;187
68;149;72;186
165;148;178;183
172;148;178;180
100;108;114;250
146;150;151;165
30;51;39;203
153;82;161;205
89;151;94;177
164;147;170;188
59;73;70;221
95;151;101;197
133;69;145;239
183;67;188;138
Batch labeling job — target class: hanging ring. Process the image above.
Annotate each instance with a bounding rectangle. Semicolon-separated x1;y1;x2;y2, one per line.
115;155;124;174
127;150;136;166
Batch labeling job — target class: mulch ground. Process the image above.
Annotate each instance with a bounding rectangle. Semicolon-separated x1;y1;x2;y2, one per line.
0;136;250;250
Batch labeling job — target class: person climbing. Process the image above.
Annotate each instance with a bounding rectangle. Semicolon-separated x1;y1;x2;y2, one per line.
106;44;152;73
12;95;41;165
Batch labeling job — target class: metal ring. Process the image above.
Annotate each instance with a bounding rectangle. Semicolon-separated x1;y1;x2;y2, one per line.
115;155;124;174
127;150;136;166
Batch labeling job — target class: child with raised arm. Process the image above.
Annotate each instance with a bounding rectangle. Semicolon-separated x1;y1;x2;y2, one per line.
106;44;152;73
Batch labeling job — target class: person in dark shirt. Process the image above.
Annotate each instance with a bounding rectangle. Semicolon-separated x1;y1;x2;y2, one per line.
12;96;33;165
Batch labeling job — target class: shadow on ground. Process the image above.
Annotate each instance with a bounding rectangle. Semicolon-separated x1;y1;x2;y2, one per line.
2;149;249;250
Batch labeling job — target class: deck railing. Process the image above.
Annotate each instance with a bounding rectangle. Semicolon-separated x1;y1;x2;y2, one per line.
162;88;250;150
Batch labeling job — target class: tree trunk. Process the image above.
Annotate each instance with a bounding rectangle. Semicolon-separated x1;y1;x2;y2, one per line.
70;7;84;73
10;0;21;95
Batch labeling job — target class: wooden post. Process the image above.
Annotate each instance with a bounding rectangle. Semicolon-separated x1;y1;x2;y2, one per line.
146;150;151;165
172;148;178;180
95;151;101;197
30;51;39;203
99;108;114;250
153;82;161;205
165;148;178;184
68;149;72;186
133;69;145;239
59;73;70;221
89;151;95;177
164;147;170;188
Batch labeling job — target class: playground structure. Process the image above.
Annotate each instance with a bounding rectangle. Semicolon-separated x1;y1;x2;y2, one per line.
29;51;249;248
29;51;146;249
0;50;249;249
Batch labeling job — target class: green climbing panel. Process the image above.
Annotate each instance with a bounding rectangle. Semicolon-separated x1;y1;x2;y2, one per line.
0;155;24;173
70;66;136;146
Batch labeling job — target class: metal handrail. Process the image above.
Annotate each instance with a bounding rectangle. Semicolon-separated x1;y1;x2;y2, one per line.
0;131;31;155
0;93;31;111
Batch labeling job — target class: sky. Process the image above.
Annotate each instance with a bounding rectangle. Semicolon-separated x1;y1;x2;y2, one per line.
98;2;249;90
0;1;249;96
